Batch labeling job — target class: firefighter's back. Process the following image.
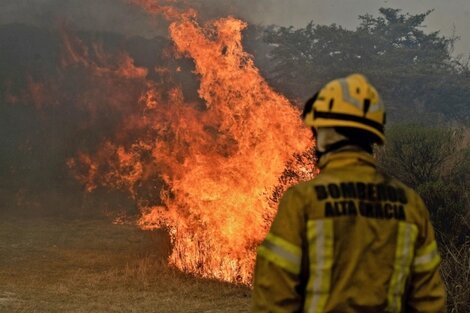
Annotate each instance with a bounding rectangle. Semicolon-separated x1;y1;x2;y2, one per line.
294;150;442;313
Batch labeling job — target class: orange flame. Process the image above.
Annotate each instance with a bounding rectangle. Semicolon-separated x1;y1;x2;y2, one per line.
60;27;148;79
63;1;315;284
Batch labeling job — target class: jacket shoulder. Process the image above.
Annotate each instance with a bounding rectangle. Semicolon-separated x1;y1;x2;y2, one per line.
378;171;429;221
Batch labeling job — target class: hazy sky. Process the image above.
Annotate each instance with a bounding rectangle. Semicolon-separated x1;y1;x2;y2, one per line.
1;0;469;55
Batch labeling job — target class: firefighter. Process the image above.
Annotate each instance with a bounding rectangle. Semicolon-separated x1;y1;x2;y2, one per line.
252;74;446;313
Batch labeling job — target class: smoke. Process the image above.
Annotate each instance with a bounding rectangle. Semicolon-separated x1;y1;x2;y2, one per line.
0;0;300;219
2;0;467;54
0;0;163;37
0;0;260;36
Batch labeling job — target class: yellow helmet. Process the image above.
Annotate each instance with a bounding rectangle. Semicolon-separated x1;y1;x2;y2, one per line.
302;74;385;144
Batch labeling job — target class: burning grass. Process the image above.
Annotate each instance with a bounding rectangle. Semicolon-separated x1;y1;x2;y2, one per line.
57;3;314;284
2;0;315;286
0;217;251;312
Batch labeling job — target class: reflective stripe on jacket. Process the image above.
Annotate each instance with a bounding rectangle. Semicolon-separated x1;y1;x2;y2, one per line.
252;150;446;313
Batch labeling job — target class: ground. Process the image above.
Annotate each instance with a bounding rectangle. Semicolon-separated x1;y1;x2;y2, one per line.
0;217;251;313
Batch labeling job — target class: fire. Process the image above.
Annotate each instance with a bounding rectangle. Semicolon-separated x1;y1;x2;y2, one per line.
58;0;316;284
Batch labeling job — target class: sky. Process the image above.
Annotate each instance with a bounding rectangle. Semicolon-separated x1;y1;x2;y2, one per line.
0;0;469;55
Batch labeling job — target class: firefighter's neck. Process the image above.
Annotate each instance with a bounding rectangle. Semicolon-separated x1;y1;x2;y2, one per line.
315;128;373;160
316;142;371;160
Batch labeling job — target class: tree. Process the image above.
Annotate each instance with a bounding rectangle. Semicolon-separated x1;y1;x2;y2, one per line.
261;8;470;125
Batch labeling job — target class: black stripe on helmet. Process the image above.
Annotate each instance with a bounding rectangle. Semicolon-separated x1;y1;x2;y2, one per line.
301;92;319;119
314;111;384;133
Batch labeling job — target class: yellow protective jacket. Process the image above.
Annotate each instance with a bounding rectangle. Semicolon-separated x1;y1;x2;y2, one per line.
252;149;446;313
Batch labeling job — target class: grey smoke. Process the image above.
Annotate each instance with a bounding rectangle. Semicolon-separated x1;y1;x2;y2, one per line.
0;0;469;54
0;0;163;37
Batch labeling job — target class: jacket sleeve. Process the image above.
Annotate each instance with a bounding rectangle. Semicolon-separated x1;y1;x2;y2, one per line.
252;187;307;313
406;196;446;313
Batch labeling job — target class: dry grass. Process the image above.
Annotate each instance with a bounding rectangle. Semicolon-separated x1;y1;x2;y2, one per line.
1;216;467;313
441;239;470;313
0;218;251;313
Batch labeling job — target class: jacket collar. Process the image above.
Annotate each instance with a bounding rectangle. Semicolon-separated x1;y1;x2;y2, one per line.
318;148;377;170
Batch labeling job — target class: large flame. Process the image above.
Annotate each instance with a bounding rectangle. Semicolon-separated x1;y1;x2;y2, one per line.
61;0;315;284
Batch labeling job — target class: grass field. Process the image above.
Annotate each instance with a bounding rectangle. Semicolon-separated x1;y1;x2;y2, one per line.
1;215;466;313
0;217;251;313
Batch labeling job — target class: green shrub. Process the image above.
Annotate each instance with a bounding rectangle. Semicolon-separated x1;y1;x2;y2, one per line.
377;124;470;312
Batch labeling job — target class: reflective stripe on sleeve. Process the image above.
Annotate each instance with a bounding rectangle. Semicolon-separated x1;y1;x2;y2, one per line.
413;241;441;273
257;233;302;275
305;219;334;313
387;222;418;313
